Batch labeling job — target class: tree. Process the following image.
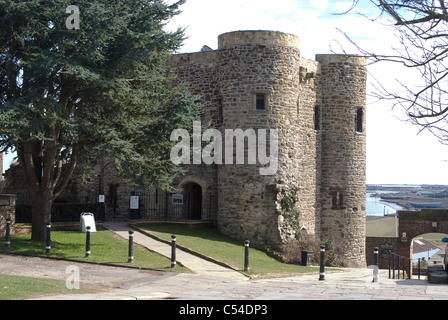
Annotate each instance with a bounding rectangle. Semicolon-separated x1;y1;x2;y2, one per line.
344;0;448;144
0;0;202;242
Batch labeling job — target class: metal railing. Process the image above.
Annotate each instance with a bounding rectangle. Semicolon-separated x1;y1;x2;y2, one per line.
387;250;411;280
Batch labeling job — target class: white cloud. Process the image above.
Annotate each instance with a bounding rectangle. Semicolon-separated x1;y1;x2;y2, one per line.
308;0;329;12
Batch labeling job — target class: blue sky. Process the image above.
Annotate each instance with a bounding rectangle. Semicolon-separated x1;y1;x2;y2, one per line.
4;0;448;185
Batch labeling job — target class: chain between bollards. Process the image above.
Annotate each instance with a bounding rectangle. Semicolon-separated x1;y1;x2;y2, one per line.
244;240;250;272
45;223;51;254
319;245;325;281
85;226;91;258
171;235;176;268
128;230;134;263
5;217;11;249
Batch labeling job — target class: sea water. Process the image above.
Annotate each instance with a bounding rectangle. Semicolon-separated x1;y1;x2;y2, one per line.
366;191;404;216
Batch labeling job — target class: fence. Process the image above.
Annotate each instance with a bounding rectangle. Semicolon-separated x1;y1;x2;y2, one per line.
15;191;99;223
132;189;216;221
386;250;412;280
13;189;217;222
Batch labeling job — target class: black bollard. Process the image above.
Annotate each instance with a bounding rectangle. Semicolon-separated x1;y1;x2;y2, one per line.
392;253;396;279
388;250;392;279
85;226;91;258
373;247;379;283
244;240;250;271
319;245;325;281
171;235;176;268
128;230;134;263
45;223;51;254
418;258;421;280
5;217;11;249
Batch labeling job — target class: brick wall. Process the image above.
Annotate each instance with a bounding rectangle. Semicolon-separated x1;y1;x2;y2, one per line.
366;236;399;269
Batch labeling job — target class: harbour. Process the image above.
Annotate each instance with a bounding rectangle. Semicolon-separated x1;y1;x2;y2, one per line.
366;184;448;216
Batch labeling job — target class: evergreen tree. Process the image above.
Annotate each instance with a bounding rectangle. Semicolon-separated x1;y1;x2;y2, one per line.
0;0;201;241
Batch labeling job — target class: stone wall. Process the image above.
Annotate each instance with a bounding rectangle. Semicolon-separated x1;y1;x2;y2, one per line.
167;31;368;260
0;194;16;236
317;54;367;267
215;31;303;250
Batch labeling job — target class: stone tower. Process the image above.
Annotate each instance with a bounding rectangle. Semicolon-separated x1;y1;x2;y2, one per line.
317;54;367;267
215;31;304;249
168;30;367;266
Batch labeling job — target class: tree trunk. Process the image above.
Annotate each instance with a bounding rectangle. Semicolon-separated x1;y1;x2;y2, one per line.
30;190;53;242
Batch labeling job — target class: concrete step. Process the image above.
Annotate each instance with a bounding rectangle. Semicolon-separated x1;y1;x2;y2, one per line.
428;264;448;284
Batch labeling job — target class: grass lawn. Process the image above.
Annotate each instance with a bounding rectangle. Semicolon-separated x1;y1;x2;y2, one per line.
0;227;189;272
366;217;397;237
137;224;320;277
0;274;96;300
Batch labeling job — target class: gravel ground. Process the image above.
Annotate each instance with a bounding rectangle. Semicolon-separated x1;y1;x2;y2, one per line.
0;253;172;292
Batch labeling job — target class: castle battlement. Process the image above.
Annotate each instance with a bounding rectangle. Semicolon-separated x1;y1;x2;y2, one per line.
218;30;300;49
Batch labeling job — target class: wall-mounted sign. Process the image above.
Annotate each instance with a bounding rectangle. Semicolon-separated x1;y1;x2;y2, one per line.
380;243;394;258
130;196;139;209
172;194;183;205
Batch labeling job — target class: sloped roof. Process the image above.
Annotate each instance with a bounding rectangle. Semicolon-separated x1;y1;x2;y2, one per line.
413;239;439;254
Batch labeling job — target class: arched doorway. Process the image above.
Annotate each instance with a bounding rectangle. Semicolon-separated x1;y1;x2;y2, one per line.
397;209;448;276
411;233;448;265
186;183;202;220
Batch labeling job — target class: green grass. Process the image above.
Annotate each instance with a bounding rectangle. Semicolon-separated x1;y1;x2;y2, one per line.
0;274;95;300
366;217;397;237
137;224;319;276
0;227;189;272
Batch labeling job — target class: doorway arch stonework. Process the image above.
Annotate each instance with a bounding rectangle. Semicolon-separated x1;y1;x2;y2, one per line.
178;176;208;220
397;209;448;276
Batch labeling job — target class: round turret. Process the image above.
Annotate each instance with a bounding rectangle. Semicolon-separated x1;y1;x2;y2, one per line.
316;54;367;267
215;30;302;249
218;30;300;49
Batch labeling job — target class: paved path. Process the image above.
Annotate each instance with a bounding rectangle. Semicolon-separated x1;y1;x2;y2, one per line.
1;221;447;301
103;221;248;281
15;258;448;301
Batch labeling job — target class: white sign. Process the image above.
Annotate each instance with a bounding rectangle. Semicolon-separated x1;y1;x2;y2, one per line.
99;194;105;203
130;196;139;209
172;194;183;205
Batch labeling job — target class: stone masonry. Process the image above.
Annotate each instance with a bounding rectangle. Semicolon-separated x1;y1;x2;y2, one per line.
168;30;367;267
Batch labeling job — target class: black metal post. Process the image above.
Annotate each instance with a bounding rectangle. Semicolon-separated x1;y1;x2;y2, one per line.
402;258;406;279
373;247;379;283
388;250;392;279
45;223;51;254
5;217;10;249
418;258;421;280
409;258;412;280
398;255;401;279
319;245;325;281
244;240;250;271
85;226;91;258
171;235;176;268
392;253;396;279
128;231;134;263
